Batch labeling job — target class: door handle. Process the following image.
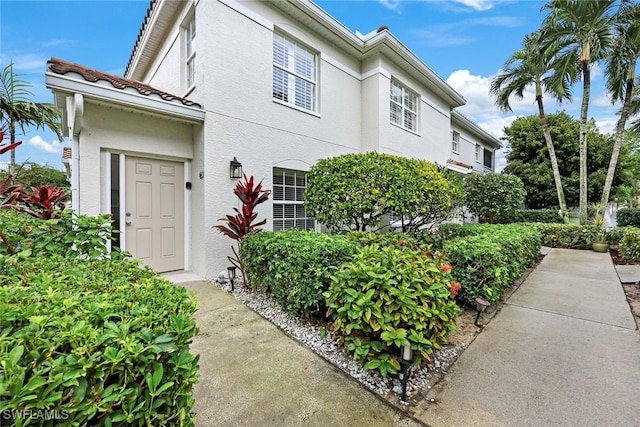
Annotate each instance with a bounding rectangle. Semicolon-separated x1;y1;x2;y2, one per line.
125;221;132;226
126;212;131;217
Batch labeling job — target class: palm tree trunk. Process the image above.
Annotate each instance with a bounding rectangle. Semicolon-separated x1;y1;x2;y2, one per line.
600;65;636;208
537;95;568;218
579;62;591;224
9;118;16;175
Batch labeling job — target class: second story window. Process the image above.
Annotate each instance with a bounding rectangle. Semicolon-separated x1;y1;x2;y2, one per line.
452;131;460;153
186;16;196;89
273;33;317;112
475;144;481;163
390;80;418;132
484;148;493;169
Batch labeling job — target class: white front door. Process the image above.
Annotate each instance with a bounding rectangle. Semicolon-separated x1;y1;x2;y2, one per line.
125;156;184;273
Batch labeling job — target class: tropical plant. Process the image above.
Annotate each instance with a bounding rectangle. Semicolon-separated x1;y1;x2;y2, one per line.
12;184;66;219
541;0;617;223
214;174;271;286
0;161;70;192
491;31;573;219
0;62;62;174
600;2;640;207
324;244;460;377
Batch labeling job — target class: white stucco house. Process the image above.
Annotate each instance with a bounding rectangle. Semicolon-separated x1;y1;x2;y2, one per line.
45;0;501;279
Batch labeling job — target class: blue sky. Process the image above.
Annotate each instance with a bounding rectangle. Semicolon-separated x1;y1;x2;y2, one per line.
1;0;618;172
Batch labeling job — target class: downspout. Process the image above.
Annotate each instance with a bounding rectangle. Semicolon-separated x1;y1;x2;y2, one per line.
66;93;84;213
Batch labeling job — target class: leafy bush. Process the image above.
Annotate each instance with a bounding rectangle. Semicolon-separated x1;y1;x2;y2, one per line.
442;224;541;305
497;209;563;224
324;244;460;377
0;255;199;426
526;223;596;248
463;173;526;223
304;152;460;232
0;209;121;259
605;227;627;245
342;231;419;250
620;228;640;262
240;230;359;316
616;208;640;227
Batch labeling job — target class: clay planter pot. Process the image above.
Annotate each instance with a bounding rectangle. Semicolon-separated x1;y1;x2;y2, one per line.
592;242;609;253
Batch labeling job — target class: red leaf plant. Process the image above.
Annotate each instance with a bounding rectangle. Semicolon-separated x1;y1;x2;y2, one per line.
17;185;67;219
214;174;271;287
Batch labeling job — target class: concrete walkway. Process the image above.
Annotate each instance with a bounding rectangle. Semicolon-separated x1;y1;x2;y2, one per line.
166;276;421;427
413;248;640;426
167;248;640;427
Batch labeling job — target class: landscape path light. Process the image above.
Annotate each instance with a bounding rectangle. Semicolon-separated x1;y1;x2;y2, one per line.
399;344;412;403
227;266;237;291
475;297;490;327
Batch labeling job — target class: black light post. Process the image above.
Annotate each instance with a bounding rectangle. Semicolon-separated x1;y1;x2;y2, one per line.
227;266;237;291
399;344;412;402
474;297;490;327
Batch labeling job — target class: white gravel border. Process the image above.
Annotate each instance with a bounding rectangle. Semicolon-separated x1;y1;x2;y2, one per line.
213;278;465;401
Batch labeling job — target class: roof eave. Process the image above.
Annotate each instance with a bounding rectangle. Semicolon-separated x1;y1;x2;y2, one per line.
46;72;206;126
452;110;502;149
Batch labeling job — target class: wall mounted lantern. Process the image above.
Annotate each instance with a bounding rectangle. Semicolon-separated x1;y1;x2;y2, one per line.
230;157;243;179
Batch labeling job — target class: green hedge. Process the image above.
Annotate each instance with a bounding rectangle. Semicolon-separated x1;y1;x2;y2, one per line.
617;209;640;227
325;244;459;377
240;230;359;316
440;224;541;305
620;228;640;262
526;223;596;248
497;209;563;224
0;255;199;426
342;231;419;249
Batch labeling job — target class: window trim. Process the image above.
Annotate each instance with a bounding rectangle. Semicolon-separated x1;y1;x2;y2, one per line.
272;32;318;113
185;15;196;91
390;80;419;132
452;131;460;154
475;144;482;163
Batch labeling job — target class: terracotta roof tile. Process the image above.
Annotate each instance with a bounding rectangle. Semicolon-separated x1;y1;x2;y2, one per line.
62;147;72;159
47;57;201;108
446;159;473;169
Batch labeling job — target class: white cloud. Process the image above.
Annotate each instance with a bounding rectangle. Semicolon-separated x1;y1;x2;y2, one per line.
595;118;618;135
424;0;514;12
4;54;48;72
379;0;401;11
28;136;63;154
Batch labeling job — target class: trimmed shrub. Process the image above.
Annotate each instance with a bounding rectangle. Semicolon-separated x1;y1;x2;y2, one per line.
324;244;460;377
442;224;541;305
620;228;640;262
0;209;120;259
464;173;526;223
342;231;419;250
617;209;640;227
497;209;563;224
0;255;199;426
240;230;359;316
526;223;596;248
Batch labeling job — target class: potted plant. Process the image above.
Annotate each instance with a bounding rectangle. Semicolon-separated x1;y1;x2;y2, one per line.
589;203;609;253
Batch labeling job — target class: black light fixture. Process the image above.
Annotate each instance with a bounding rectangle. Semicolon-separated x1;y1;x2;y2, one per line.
399;344;412;402
474;297;490;327
230;157;243;179
227;266;237;291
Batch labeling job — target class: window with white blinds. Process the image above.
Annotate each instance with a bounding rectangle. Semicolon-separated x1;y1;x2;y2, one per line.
273;33;317;112
273;168;315;231
185;16;196;89
390;80;418;131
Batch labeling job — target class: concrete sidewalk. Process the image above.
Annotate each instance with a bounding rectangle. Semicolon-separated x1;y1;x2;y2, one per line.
167;276;421;427
413;248;640;426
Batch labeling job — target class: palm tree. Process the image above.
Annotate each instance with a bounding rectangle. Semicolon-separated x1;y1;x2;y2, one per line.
490;31;573;218
542;0;616;224
601;2;640;207
0;62;61;174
